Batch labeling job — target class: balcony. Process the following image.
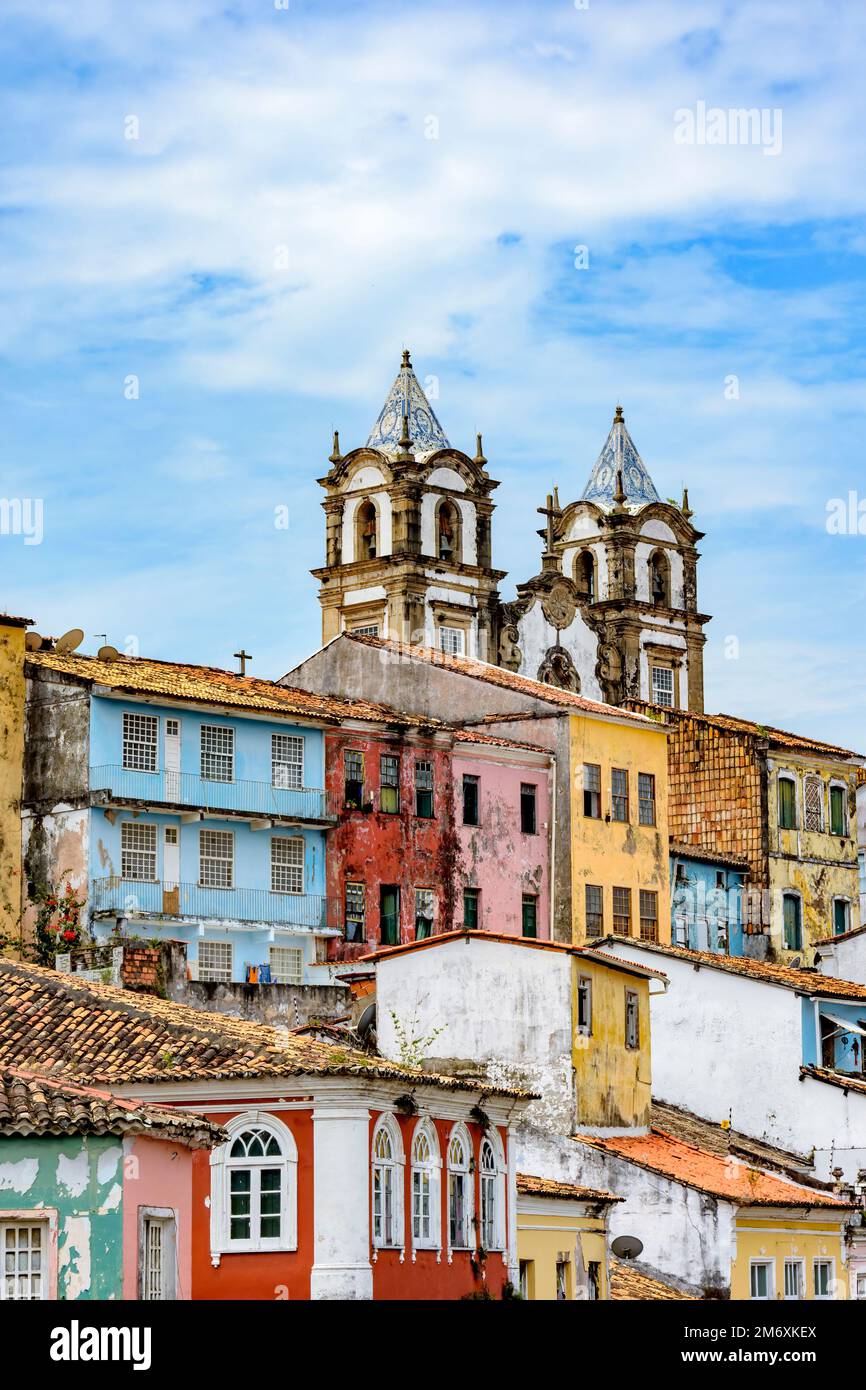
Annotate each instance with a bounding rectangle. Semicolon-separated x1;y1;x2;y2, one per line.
91;877;341;932
89;764;336;823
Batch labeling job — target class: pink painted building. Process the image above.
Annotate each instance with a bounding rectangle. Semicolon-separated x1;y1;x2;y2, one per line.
452;732;553;939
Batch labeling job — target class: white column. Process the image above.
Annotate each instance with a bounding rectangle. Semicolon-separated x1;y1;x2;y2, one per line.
505;1126;520;1288
311;1096;373;1300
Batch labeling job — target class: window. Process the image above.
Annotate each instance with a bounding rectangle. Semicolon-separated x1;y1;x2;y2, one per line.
411;1122;440;1249
556;1260;570;1300
830;784;848;837
463;887;479;930
585;885;603;938
269;946;303;985
345;882;366;943
613;886;632;937
778;775;797;830
380;754;400;814
344;750;364;809
750;1260;773;1300
638;772;656;826
462;774;479;826
783;1259;804;1300
121;822;157;881
200;829;234;888
270;837;304;894
639;890;658;942
583;764;601;818
272;734;304;790
625;989;639;1049
356;499;378;560
436;500;461;562
372;1117;404;1249
415;888;434;940
521;894;538;939
586;1262;600;1300
140;1213;177;1301
651;666;674;707
611;768;629;822
783;893;802;951
122;711;158;772
519;1260;534;1299
1;1221;48;1300
353;624;379;637
479;1137;504;1251
834;899;851;937
577;976;592;1036
439;626;465;656
574;549;596;603
201;724;234;783
813;1260;834;1299
380;886;400;947
520;783;537;834
415;760;434;818
856;1271;866;1300
198;940;233;983
447;1126;473;1249
211;1117;297;1254
804;775;824;832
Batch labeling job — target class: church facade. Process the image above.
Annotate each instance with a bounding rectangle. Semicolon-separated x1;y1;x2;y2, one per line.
313;353;710;712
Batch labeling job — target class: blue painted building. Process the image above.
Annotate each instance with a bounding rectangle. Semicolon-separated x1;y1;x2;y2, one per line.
802;994;866;1075
22;651;357;986
670;842;749;956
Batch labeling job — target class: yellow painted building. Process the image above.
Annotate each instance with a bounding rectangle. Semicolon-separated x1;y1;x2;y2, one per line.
516;1174;620;1300
572;948;661;1130
732;1210;850;1301
569;710;670;947
0;615;31;950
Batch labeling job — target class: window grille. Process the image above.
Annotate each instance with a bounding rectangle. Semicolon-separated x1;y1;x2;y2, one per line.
613;886;632;936
121;822;157;880
1;1222;46;1300
804;776;823;832
651;666;674;707
201;725;234;783
269;946;303;985
639;889;658;942
585;884;603;937
439;626;465;656
611;767;629;822
345;882;366;942
200;829;234;888
198;940;233;982
380;754;400;814
122;711;158;772
344;750;364;808
272;734;304;790
415;760;434;818
638;772;656;826
270;837;304;894
583;764;601;818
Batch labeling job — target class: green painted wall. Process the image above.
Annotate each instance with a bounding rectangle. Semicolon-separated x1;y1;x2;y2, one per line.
0;1134;125;1299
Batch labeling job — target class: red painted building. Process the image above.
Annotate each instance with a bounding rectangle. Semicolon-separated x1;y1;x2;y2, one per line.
325;722;553;963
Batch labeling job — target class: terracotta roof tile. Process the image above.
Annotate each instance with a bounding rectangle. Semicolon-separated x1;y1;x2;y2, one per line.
516;1172;622;1203
610;1260;696;1301
362;928;668;981
801;1065;866;1097
597;938;866;1001
0;1066;224;1146
576;1129;852;1209
625;700;863;762
0;960;531;1097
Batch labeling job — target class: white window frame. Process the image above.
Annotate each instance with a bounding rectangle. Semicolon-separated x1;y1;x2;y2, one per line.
783;1257;804;1300
447;1122;474;1253
198;939;233;983
121;821;158;881
200;724;235;784
478;1131;506;1253
410;1118;442;1251
122;711;159;773
750;1258;774;1300
813;1258;835;1300
270;836;304;895
272;734;304;790
438;626;465;656
1;1211;57;1301
138;1207;177;1301
200;828;234;888
371;1114;405;1251
833;897;852;938
269;945;303;985
210;1112;298;1258
650;665;674;708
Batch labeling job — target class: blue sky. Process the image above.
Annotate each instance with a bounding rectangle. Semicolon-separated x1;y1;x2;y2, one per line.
1;0;864;745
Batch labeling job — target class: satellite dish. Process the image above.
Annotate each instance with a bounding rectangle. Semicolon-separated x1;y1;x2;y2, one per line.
97;645;120;662
25;631;43;651
611;1235;644;1261
789;956;802;969
55;628;85;655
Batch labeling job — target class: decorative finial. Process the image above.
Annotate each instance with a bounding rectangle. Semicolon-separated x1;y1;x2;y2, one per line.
681;486;693;519
397;410;413;457
614;404;624;424
474;432;487;467
613;467;627;508
552;485;560;510
401;348;412;369
329;430;342;464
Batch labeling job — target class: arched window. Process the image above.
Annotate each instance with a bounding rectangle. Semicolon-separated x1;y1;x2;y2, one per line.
371;1115;404;1250
447;1123;473;1251
479;1133;506;1252
436;499;462;563
574;549;596;603
411;1119;442;1250
649;550;671;607
355;499;378;561
210;1113;298;1256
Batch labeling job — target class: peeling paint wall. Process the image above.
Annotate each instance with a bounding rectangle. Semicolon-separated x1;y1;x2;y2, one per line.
0;621;27;944
573;960;652;1130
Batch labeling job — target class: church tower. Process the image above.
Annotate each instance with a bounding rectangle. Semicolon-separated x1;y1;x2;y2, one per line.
313;351;505;659
500;407;710;711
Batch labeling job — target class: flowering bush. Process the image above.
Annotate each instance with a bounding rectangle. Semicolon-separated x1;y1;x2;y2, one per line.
30;880;87;965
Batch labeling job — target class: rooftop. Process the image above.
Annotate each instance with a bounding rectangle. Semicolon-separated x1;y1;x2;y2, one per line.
801;1065;866;1098
0;1066;224;1148
361;928;669;982
596;938;866;1002
516;1172;622;1204
342;633;658;725
576;1128;852;1209
0;959;530;1097
626;700;862;763
651;1101;815;1182
580;406;661;512
669;841;750;872
366;350;451;456
610;1260;696;1301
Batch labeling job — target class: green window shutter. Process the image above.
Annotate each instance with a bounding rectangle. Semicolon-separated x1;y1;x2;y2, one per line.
830;786;846;836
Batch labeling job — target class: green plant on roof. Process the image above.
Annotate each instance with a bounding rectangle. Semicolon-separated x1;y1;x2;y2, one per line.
389;1011;445;1069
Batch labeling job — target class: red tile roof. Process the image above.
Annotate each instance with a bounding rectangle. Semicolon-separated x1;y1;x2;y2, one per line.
669;842;750;871
610;1260;696;1301
343;633;657;725
599;938;866;1001
576;1129;852;1209
801;1065;866;1098
626;701;863;762
517;1173;622;1203
362;928;668;981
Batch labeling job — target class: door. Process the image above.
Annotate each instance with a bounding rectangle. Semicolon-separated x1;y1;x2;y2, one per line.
164;717;181;801
163;826;180;914
380;886;400;947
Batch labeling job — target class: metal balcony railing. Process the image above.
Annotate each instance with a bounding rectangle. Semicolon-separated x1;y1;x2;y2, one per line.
89;764;336;822
90;877;341;931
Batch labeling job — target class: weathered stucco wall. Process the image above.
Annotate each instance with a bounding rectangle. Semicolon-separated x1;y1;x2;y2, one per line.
573;959;652;1131
0;620;27;942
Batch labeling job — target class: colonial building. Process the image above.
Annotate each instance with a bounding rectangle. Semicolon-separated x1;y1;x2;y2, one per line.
312;355;710;708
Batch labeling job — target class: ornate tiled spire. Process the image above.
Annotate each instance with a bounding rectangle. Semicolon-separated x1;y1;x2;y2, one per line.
366;349;450;455
580;405;660;510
